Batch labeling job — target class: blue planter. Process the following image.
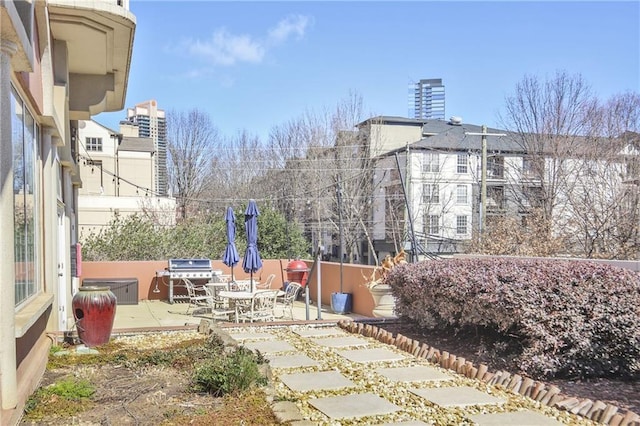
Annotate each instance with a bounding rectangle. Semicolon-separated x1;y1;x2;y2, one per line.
331;292;352;314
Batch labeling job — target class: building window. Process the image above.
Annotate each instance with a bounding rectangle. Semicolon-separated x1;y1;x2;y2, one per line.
422;152;439;173
426;215;440;235
457;154;468;173
423;183;439;204
523;156;543;177
456;185;468;204
85;137;103;152
456;216;468;235
11;86;40;306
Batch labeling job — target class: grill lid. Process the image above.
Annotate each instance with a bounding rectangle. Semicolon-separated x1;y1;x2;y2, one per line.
168;258;212;271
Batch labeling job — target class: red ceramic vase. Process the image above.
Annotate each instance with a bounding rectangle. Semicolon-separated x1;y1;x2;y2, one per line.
72;286;117;347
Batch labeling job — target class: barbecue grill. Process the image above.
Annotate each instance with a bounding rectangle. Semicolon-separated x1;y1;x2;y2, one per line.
167;258;216;303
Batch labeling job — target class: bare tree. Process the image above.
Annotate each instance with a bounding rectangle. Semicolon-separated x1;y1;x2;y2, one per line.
499;71;597;238
166;109;221;220
262;91;383;264
562;92;640;258
330;92;383;264
497;72;640;259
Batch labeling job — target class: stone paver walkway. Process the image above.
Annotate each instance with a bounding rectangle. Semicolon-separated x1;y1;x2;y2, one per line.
227;325;591;425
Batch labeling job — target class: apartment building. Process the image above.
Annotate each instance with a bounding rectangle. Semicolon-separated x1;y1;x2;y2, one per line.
0;1;135;423
363;116;639;260
122;100;168;196
408;78;446;120
77;120;176;237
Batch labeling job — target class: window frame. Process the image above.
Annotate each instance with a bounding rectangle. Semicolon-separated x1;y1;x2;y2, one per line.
456;154;468;174
426;214;440;235
85;136;103;152
456;215;468;235
422;152;440;173
423;183;440;204
456;184;468;204
11;85;41;307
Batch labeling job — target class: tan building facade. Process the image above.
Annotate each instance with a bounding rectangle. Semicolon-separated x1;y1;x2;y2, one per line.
0;1;135;423
77;119;176;237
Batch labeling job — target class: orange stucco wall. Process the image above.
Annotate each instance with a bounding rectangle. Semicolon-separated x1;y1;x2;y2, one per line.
81;259;292;301
308;261;378;317
81;259;379;316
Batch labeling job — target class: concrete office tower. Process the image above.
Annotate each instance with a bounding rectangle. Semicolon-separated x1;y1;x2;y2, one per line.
408;78;445;120
124;100;168;195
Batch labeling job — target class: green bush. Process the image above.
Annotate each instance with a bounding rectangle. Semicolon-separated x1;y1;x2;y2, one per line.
192;346;268;396
81;205;309;261
387;257;640;380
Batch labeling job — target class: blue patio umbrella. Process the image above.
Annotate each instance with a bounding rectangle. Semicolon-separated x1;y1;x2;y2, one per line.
242;199;263;292
222;207;240;281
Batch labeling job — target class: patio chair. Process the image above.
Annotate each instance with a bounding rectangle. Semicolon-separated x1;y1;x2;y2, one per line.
256;273;275;289
230;280;251;291
203;286;235;321
184;279;213;315
235;290;279;323
276;282;302;320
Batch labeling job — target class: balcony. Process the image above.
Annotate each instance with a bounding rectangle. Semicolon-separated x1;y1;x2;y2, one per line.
46;0;136;119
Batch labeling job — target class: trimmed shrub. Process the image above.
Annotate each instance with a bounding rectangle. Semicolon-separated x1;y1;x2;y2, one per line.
387;257;640;379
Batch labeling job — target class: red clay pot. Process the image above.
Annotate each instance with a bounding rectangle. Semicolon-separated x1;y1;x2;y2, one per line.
72;286;117;347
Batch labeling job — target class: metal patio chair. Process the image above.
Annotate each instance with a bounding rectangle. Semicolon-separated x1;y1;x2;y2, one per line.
235;290;279;323
203;286;235;321
276;282;302;320
183;278;213;315
256;273;276;289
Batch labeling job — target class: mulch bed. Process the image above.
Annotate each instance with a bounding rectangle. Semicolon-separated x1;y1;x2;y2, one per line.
377;321;640;416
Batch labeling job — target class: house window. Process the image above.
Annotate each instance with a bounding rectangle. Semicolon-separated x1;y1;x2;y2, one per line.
523;186;544;208
523;156;543;176
456;185;468;204
85;137;103;152
426;215;440;234
422;152;439;173
11;85;41;306
488;186;505;210
456;216;468;235
423;183;439;204
457;154;468;173
488;156;504;178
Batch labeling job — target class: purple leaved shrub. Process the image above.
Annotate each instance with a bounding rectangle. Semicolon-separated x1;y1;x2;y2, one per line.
386;258;640;380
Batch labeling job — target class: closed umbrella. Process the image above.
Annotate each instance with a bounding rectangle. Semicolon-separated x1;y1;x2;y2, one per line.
222;207;240;283
242;199;262;292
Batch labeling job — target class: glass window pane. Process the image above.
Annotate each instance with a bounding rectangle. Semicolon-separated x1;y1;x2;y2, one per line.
11;86;40;306
457;154;468;173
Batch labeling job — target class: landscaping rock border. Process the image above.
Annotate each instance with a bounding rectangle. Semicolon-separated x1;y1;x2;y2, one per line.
338;320;640;426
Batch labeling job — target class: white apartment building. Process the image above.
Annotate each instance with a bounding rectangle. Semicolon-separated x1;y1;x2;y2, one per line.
363;116;639;260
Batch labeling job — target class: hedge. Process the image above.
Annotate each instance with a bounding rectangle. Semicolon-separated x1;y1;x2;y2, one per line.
386;257;640;379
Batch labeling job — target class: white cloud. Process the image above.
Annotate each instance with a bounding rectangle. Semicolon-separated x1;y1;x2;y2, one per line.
183;15;311;68
189;28;265;66
267;15;311;45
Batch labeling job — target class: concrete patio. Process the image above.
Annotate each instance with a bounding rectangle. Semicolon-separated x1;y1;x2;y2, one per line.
111;298;369;331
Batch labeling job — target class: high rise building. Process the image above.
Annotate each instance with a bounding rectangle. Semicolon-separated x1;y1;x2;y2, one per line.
408;78;445;120
123;100;168;195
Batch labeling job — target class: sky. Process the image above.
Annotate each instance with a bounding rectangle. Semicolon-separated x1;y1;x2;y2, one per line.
95;1;640;142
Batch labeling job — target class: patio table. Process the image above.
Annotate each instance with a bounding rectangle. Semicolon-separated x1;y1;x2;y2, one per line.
218;290;284;322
